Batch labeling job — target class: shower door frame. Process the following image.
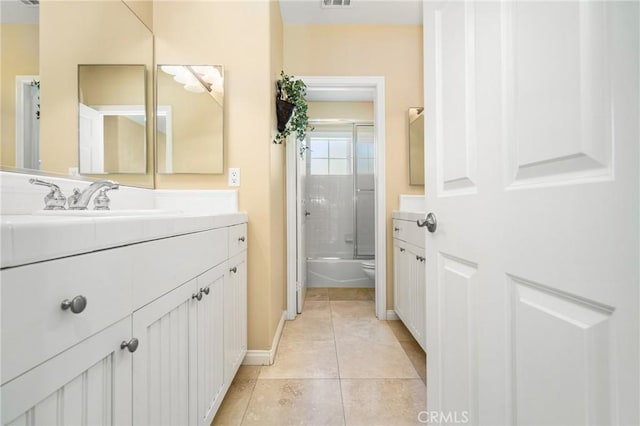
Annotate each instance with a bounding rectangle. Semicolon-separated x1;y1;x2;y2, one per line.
286;76;387;321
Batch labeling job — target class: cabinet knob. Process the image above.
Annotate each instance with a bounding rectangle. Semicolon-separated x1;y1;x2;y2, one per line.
394;227;400;232
120;338;139;353
201;287;210;296
60;295;87;314
400;248;405;253
230;266;237;274
192;291;203;301
238;236;245;242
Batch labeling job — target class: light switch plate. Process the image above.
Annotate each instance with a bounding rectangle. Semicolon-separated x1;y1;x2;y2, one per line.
229;168;240;187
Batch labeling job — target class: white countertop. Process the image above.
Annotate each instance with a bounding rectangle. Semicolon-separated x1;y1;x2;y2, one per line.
392;210;426;221
1;212;248;268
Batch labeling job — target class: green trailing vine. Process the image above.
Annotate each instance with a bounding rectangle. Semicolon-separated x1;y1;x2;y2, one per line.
273;71;312;145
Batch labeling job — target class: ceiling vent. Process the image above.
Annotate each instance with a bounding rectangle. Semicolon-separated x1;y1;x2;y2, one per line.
322;0;351;8
20;0;39;5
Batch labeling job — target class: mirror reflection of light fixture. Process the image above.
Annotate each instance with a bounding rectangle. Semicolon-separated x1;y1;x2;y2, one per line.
160;65;224;95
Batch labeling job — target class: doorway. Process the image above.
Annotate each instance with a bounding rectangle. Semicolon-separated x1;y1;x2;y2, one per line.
286;76;386;320
15;75;40;170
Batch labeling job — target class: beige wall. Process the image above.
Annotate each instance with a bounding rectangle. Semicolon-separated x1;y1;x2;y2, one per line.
154;0;285;350
39;0;153;187
1;23;39;167
284;24;424;309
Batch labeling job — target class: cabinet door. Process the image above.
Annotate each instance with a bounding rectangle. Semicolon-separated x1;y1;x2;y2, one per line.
195;263;225;426
1;318;132;426
224;252;247;384
412;249;426;350
393;239;410;323
132;279;197;426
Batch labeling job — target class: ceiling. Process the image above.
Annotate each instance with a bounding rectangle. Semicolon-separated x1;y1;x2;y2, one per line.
279;0;423;25
0;0;38;24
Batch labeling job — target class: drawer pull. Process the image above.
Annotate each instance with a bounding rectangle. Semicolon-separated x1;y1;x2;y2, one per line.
192;291;203;301
120;338;139;353
230;266;237;274
238;236;245;242
201;287;210;296
394;227;400;232
60;295;87;314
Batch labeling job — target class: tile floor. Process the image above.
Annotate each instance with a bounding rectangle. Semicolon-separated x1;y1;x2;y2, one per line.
212;287;426;426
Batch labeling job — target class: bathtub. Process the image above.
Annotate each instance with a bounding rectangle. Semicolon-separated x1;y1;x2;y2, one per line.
306;258;374;288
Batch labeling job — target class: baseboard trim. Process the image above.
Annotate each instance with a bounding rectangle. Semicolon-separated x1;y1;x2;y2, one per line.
242;310;286;366
386;310;399;320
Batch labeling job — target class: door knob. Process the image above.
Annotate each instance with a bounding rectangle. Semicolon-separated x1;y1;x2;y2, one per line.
61;295;87;314
417;212;437;233
120;338;139;353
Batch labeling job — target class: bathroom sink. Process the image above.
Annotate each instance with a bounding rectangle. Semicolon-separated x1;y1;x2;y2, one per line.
33;209;182;217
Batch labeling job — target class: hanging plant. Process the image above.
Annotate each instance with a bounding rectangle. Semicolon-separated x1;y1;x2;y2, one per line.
273;71;312;144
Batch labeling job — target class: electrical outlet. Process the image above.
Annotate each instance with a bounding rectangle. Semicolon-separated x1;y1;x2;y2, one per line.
229;168;240;187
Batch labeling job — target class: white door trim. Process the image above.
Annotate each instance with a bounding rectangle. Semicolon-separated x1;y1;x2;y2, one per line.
286;75;386;320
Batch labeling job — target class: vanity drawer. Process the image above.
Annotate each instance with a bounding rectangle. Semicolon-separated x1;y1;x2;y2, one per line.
392;219;425;249
1;246;133;385
132;227;228;310
228;223;247;257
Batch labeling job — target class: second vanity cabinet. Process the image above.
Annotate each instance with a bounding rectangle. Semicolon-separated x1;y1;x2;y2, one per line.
0;217;248;426
393;216;426;350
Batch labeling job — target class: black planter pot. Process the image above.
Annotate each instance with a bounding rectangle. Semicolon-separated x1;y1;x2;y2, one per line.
276;98;295;132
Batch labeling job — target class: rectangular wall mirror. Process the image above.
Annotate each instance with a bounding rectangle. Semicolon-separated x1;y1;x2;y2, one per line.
1;0;154;187
156;65;224;174
78;64;147;174
408;107;424;185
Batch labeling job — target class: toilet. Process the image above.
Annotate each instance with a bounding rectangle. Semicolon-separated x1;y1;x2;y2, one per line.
361;259;376;280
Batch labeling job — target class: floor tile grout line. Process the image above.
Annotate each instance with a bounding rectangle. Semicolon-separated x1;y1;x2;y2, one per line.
329;297;349;426
236;367;260;426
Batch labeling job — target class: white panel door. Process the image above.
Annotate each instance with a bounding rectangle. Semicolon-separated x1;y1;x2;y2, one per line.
196;264;225;426
132;279;196;426
1;318;132;426
78;102;104;174
423;1;638;425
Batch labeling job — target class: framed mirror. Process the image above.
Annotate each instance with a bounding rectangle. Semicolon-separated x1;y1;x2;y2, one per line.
78;64;146;174
408;107;424;185
156;65;224;174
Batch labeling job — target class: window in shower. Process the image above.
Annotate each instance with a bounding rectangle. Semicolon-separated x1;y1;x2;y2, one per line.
305;123;375;260
309;137;351;175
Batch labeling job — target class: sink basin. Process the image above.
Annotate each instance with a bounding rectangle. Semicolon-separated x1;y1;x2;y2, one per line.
33;209;182;217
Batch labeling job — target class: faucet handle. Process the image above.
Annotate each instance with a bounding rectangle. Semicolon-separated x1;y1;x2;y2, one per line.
67;188;82;209
29;178;66;210
93;186;118;211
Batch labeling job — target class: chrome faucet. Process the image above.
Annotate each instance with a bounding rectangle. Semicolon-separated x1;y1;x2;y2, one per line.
68;180;119;210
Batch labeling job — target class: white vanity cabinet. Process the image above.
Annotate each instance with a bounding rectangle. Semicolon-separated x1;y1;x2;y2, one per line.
0;215;248;426
224;224;248;385
132;263;226;426
1;318;133;425
392;216;426;350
